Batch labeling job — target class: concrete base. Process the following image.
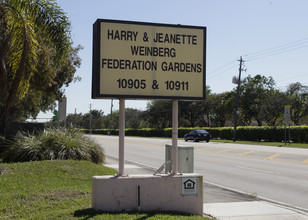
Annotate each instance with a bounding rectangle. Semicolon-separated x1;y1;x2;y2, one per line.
92;174;203;216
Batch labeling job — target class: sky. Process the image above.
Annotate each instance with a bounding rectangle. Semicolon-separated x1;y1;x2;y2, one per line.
35;0;308;121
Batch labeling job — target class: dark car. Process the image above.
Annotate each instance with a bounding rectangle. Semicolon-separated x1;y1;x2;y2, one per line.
184;129;211;142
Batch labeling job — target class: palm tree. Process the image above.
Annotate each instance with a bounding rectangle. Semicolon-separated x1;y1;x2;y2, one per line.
0;0;71;133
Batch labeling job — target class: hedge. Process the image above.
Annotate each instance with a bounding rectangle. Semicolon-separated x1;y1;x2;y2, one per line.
83;126;308;143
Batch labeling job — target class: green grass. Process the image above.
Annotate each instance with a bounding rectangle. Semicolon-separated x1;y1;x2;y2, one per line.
211;139;308;148
0;160;210;219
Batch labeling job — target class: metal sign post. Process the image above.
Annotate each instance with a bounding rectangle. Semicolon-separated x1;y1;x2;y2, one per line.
171;100;179;174
118;98;125;175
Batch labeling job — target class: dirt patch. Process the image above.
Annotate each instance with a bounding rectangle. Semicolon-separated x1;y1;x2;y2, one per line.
0;167;11;175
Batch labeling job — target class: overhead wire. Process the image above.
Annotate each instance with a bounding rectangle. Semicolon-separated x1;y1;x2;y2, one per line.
244;37;308;61
207;59;238;80
207;37;308;82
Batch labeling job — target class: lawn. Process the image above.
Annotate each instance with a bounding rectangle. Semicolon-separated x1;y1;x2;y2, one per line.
0;160;210;219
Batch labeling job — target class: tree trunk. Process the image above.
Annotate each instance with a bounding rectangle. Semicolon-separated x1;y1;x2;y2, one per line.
2;31;30;134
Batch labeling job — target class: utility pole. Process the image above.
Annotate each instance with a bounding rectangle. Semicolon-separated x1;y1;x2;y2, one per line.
233;56;245;142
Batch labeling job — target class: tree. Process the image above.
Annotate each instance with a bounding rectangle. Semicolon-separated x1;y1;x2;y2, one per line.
262;90;286;126
66;113;83;128
145;100;172;128
0;0;79;134
179;101;204;127
286;82;308;125
208;92;234;127
239;75;276;126
88;109;104;129
125;108;145;129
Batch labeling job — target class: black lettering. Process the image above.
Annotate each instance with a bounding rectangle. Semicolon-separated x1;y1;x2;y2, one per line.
127;31;132;41
102;58;107;68
185;63;190;72
152;33;198;45
192;35;197;45
197;63;202;72
139;46;145;55
130;46;176;58
164;34;170;43
170;48;176;57
131;46;138;55
175;35;180;44
131;60;138;70
107;30;138;41
181;35;186;44
114;30;120;40
168;62;174;71
170;34;176;44
107;29;113;40
174;62;179;72
108;59;113;68
160;62;202;72
161;62;167;71
191;63;196;72
125;60;131;69
132;31;138;41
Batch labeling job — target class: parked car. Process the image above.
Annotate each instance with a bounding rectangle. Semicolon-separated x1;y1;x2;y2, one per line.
184;129;211;142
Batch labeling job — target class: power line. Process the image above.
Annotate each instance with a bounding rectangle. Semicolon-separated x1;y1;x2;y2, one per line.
207;59;238;80
244;37;308;61
207;59;237;74
246;37;308;56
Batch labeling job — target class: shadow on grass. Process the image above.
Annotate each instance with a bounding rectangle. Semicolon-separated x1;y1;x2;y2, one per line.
74;208;98;219
74;208;194;219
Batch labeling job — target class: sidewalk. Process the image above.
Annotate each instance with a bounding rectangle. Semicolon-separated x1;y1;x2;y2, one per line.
204;201;308;220
105;156;308;220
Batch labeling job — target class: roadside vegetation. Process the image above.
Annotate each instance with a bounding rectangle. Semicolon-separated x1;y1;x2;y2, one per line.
0;160;211;219
1;128;105;164
83;126;308;145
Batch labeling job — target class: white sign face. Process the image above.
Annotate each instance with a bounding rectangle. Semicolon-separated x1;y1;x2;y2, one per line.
181;177;198;195
92;19;206;100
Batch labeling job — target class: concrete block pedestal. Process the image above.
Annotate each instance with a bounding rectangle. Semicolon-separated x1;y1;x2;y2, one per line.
92;174;203;216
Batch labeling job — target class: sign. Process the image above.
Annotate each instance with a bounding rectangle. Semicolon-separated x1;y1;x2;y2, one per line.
284;105;291;125
181;177;198;195
92;19;206;100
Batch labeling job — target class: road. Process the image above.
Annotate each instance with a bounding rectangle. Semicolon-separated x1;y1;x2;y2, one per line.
91;135;308;212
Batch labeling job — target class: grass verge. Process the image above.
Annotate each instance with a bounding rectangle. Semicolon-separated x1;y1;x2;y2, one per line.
0;160;210;219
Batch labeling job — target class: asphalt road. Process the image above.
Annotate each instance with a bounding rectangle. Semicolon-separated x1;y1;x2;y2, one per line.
91;135;308;212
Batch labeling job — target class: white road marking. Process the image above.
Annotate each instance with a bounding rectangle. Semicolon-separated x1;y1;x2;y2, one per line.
236;166;280;175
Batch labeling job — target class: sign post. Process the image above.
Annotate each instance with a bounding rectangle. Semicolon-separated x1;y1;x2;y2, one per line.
172;100;179;174
119;98;125;175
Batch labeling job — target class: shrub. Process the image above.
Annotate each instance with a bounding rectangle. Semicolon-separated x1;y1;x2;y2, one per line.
81;126;308;143
1;128;105;164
